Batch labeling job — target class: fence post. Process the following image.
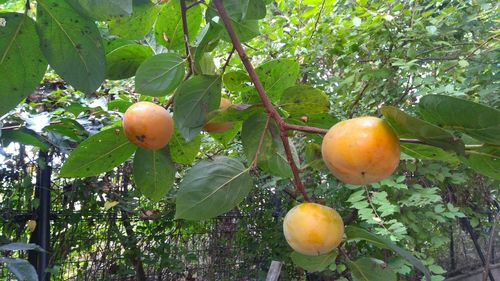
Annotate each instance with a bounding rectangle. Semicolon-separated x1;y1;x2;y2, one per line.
266;261;282;281
36;151;51;281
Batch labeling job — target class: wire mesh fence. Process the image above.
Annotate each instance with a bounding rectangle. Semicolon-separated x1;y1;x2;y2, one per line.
0;144;299;280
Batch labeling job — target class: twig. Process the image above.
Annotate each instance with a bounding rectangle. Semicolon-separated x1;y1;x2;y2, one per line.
180;0;195;78
483;210;500;281
164;94;175;110
284;123;328;134
186;0;205;9
394;74;414;106
348;82;370;118
221;47;235;75
308;0;326;43
213;0;310;202
251;115;271;169
443;35;497;73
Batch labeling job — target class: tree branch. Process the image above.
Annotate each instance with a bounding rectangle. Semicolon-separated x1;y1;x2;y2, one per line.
284;123;328;134
221;47;235;75
483;210;500;281
180;0;195;78
213;0;310;202
348;81;370;118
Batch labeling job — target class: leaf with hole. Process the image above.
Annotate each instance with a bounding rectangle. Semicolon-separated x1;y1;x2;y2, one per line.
280;85;329;117
168;128;202;165
68;0;132;21
175;157;253;220
109;0;160;40
105;43;153;80
0;13;47;116
60;127;137;178
154;0;202;50
36;0;105;93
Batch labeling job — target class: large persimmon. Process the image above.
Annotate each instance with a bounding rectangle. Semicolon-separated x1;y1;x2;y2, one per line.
203;97;233;133
321;116;400;185
283;203;344;256
123;101;174;150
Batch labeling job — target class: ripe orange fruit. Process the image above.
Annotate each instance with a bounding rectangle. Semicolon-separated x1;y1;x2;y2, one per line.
321;116;400;185
283;203;344;256
203;97;233;133
123;101;174;150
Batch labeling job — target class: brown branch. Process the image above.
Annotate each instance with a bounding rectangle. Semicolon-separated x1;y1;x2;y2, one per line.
483;210;500;281
180;0;195;78
284;123;328;134
348;82;370;118
213;0;310;202
221;47;235;75
443;35;497;73
308;0;326;43
186;0;205;9
164;94;175;110
251;115;271;169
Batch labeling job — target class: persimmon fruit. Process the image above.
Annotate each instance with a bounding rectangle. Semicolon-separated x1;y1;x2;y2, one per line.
123;101;174;150
203;97;233;133
321;116;400;185
283;203;344;256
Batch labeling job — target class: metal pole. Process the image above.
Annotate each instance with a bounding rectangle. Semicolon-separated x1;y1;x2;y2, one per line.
36;151;51;281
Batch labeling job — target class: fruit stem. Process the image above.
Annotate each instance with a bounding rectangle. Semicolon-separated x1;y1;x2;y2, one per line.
213;0;311;202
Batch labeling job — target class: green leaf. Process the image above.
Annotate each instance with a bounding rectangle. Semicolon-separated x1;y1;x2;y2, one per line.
223;70;252;92
256;59;300;102
60;127;137;178
36;0;105;93
0;243;44;252
207;104;265;123
43;118;88;141
206;0;248;21
70;0;132;21
108;0;160;40
419;95;500;145
107;99;133;113
173;75;222;141
401;143;458;162
154;0;202;50
280;85;329;117
290;251;337;272
133;147;175;201
208;121;242;147
245;0;267;19
168;128;202;165
135;53;186;97
345;226;431;281
241;112;293;177
347;257;396;281
175;157;253;220
461;145;500;180
1;128;49;151
0;13;47;116
381;106;464;155
0;258;37;281
105;43;153;80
